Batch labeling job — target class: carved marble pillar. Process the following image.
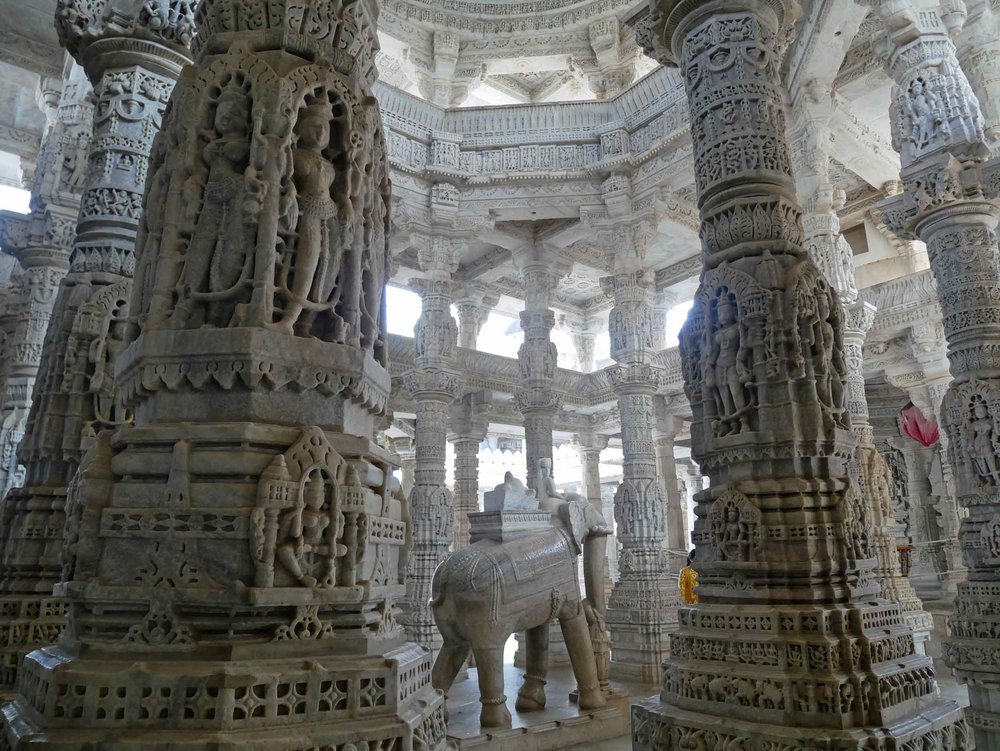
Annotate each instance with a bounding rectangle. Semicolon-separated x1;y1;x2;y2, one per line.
633;2;965;747
565;314;601;373
955;0;1000;152
602;268;678;683
454;292;496;351
0;0;448;746
649;291;675;352
392;435;416;498
905;324;966;599
792;71;934;650
869;3;1000;738
653;404;685;566
844;304;933;650
0;4;192;700
0;71;92;498
513;255;562;493
403;267;461;651
449;393;488;550
575;432;612;592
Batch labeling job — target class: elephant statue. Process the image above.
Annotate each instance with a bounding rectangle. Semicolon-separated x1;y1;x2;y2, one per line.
430;468;612;728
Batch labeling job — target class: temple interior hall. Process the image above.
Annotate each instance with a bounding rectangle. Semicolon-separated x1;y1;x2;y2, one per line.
0;0;995;749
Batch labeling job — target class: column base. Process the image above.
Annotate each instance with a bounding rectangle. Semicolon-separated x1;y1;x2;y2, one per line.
1;643;447;750
946;579;1000;750
632;693;968;751
607;574;680;684
0;595;67;696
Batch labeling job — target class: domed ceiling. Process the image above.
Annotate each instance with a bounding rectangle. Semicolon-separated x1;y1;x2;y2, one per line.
376;0;656;106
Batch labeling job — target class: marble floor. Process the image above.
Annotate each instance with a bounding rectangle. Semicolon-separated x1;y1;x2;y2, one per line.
446;637;971;751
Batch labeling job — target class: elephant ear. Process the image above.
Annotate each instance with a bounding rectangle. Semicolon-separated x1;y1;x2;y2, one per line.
559;501;587;554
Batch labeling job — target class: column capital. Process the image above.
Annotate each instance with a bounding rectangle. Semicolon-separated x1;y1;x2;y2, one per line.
513;387;562;415
843;300;877;339
573;432;609;454
449;392;490;441
56;0;193;80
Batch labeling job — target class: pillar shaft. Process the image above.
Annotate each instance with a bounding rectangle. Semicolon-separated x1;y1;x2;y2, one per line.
844;304;931;642
0;71;92;498
0;7;191;698
633;2;965;747
403;274;460;650
1;0;447;746
868;1;1000;742
603;270;677;683
449;393;488;551
514;258;561;492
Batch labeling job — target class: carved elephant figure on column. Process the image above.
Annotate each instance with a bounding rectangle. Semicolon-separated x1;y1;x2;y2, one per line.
430;499;611;727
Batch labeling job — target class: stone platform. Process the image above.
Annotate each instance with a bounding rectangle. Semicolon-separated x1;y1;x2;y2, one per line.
444;645;637;751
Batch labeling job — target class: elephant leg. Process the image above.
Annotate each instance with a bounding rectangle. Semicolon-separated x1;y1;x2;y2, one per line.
515;623;549;712
472;645;511;728
432;633;470;695
559;610;606;711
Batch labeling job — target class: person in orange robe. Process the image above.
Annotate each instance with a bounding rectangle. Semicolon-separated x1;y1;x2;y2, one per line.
679;548;699;604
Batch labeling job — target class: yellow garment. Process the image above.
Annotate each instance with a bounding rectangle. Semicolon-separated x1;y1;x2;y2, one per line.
679;565;699;604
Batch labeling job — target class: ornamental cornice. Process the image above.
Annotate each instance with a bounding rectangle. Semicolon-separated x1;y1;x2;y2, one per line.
380;0;644;36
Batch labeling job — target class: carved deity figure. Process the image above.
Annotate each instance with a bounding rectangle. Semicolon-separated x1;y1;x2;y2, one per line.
813;293;845;423
275;471;346;587
275;96;341;335
62;132;89;193
709;292;751;435
89;315;130;429
174;83;253;328
906;77;945;151
969;397;1000;487
719;503;750;561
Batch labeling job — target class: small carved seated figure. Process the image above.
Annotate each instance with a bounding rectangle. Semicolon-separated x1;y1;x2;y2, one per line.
276;474;346;587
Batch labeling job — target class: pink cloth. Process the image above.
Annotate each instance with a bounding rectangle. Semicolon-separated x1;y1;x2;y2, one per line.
898;402;939;447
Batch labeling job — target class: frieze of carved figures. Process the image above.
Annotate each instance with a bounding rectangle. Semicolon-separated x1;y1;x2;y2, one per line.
133;52;391;364
685;255;849;439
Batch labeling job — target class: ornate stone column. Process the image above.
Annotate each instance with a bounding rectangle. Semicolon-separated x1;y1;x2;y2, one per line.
402;237;462;651
0;0;449;746
0;70;91;498
575;432;608;515
575;432;612;592
844;304;933;649
653;402;686;567
449;392;488;550
564;313;602;373
454;291;496;351
602;265;678;683
0;2;192;699
869;2;1000;739
392;434;417;498
955;0;1000;151
791;73;933;651
513;250;562;493
633;2;965;747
